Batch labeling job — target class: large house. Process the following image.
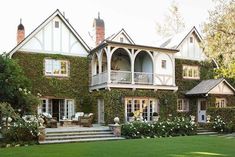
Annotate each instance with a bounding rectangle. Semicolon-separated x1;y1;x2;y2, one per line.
9;10;235;124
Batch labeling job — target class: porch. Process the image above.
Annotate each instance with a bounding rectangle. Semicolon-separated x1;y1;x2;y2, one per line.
90;41;178;91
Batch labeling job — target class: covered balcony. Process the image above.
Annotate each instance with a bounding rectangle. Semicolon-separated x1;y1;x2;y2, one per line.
90;41;178;91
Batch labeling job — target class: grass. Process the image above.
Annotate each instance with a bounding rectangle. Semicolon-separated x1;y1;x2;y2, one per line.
1;135;235;157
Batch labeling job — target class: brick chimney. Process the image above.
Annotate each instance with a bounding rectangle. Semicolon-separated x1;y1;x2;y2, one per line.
17;19;25;44
93;13;105;46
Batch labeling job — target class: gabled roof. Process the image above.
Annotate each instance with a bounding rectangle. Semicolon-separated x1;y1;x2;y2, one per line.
8;9;90;57
186;78;235;96
90;40;179;54
159;26;202;49
106;28;135;44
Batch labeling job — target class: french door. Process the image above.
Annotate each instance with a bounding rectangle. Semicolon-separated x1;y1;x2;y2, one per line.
38;99;75;121
125;98;158;122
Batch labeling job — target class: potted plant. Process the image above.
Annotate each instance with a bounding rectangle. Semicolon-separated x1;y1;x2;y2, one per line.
128;112;135;122
152;112;159;122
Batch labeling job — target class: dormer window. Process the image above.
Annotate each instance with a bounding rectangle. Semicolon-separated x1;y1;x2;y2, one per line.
190;37;193;43
120;37;124;43
55;21;59;28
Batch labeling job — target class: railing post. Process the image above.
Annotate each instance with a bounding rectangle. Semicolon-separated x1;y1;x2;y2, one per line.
131;49;135;84
107;46;111;84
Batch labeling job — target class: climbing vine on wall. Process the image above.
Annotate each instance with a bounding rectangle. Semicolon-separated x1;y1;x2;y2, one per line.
12;52;92;112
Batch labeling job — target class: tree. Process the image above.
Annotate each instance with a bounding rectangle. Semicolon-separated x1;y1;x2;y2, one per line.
202;0;235;80
0;54;39;114
156;1;185;38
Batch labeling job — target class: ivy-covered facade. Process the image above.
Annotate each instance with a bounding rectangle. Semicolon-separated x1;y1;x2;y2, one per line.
9;10;235;125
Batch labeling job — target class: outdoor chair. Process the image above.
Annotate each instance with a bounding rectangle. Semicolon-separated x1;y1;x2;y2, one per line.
80;113;94;127
71;112;84;125
41;113;57;128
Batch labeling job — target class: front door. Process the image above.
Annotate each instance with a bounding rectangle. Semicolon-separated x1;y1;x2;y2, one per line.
98;99;105;124
198;99;207;123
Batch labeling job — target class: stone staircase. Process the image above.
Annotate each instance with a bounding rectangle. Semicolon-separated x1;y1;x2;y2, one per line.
197;127;218;135
39;126;125;144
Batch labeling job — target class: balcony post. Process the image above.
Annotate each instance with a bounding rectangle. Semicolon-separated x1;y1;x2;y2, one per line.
107;46;111;84
153;52;157;85
98;50;102;84
172;55;176;86
131;49;135;84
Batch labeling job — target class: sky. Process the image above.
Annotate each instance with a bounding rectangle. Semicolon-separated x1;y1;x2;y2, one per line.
0;0;216;52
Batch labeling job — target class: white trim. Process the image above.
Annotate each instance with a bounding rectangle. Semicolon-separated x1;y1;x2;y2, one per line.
15;50;88;57
110;29;135;44
8;9;90;58
89;83;178;91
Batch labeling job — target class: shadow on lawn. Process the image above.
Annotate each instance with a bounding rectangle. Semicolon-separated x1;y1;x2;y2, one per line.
170;151;228;157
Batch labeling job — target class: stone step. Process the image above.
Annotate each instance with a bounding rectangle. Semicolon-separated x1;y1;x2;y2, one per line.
39;137;125;144
46;129;111;134
46;131;113;137
197;129;213;132
197;131;218;135
45;134;116;141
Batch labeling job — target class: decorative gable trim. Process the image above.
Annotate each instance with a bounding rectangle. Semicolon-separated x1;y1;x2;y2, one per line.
109;28;135;44
176;26;202;49
8;9;90;58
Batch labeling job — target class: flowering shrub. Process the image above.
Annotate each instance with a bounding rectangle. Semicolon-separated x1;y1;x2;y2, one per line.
212;116;233;133
122;117;196;139
2;117;39;143
0;104;39;145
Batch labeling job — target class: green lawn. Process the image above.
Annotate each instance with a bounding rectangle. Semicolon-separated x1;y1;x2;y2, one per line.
1;135;235;157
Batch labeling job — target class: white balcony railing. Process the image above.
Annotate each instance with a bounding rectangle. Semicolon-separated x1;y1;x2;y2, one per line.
91;72;108;85
111;70;132;84
91;71;174;86
134;72;153;84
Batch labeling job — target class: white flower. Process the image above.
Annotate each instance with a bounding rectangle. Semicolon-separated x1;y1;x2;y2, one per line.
19;88;22;91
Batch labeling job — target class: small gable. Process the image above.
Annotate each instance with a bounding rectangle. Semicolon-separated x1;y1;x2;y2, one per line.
110;29;135;44
10;10;89;57
209;81;235;95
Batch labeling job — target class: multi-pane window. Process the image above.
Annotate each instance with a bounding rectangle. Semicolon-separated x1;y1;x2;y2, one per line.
125;98;157;122
45;59;69;77
177;99;189;112
126;99;132;119
161;60;167;69
42;99;46;112
183;65;200;79
215;98;227;108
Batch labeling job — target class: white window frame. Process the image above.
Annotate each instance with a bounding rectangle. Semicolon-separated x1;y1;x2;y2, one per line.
125;98;158;122
177;99;189;112
44;59;69;77
215;98;227;108
183;65;200;79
